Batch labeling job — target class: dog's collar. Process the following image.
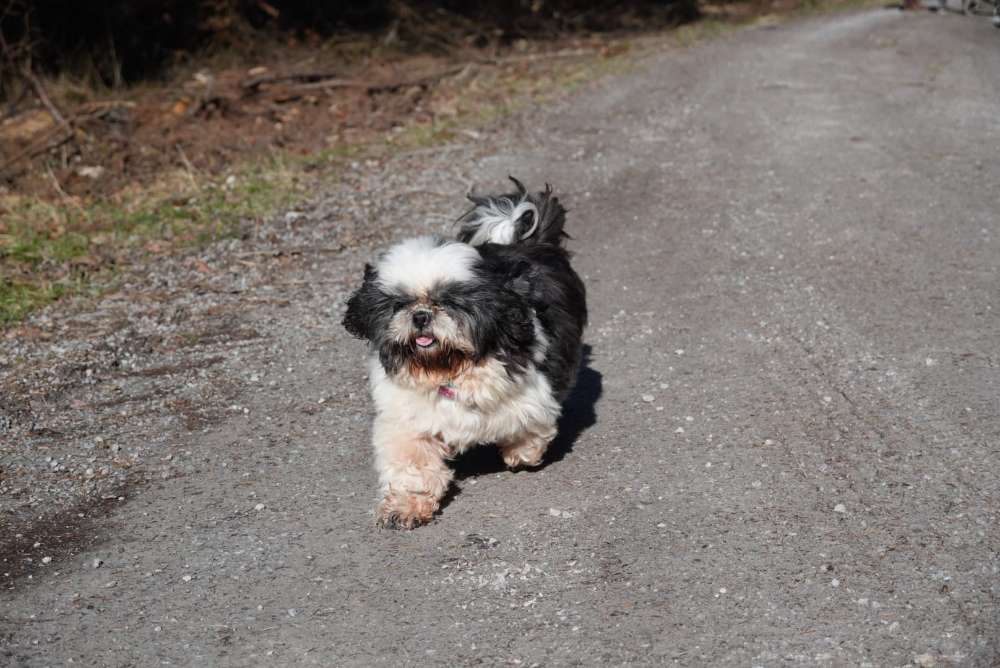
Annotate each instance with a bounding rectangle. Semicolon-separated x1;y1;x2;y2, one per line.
438;382;457;400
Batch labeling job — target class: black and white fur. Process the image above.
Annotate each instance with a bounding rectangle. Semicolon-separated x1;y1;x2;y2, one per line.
343;177;587;529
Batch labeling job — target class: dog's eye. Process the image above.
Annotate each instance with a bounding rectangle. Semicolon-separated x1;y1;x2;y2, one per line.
390;296;413;311
518;210;535;228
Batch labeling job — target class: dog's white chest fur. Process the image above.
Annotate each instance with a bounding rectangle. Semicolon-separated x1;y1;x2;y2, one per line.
369;356;560;451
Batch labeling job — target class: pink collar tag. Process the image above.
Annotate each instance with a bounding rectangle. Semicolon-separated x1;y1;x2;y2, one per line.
438;383;457;400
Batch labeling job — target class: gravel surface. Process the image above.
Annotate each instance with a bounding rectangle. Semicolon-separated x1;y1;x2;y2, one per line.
2;9;999;666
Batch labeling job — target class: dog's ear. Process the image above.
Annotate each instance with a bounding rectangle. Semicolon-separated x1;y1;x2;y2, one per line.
343;263;378;340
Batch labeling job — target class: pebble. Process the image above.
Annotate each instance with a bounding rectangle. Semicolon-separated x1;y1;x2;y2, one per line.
641;394;655;403
914;653;937;668
92;559;103;569
104;581;118;588
41;556;52;564
831;578;840;587
833;503;847;514
675;427;685;434
182;575;193;582
254;503;266;511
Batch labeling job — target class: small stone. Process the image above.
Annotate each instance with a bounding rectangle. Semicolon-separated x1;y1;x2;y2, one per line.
182;575;193;582
685;416;694;422
833;503;847;514
548;508;563;517
674;349;685;355
763;438;775;446
675;427;685;434
254;503;266;511
41;556;52;564
914;653;937;668
92;559;103;569
641;394;655;403
104;580;118;588
718;588;727;594
288;608;298;618
823;396;832;403
659;383;669;389
831;578;840;587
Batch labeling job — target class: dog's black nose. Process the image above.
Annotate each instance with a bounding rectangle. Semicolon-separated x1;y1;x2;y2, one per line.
412;310;432;329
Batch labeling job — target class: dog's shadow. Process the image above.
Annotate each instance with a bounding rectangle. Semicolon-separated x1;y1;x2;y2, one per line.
449;344;603;483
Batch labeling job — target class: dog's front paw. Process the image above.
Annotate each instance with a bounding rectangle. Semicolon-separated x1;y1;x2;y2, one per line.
500;438;547;470
375;491;438;529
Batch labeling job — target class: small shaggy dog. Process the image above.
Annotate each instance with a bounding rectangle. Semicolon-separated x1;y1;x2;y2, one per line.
343;177;587;528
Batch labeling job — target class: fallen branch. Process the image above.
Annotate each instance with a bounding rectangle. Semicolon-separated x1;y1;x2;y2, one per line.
22;66;73;136
297;64;468;94
241;71;346;91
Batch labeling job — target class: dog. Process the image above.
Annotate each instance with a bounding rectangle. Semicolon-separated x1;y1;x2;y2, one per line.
343;177;587;528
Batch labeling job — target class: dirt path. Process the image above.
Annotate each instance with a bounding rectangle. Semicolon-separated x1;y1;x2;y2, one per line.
3;9;999;666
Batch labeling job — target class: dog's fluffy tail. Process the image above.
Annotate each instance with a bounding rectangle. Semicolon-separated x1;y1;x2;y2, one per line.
457;176;568;247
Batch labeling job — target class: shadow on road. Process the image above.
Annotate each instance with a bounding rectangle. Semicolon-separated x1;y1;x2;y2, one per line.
451;344;603;481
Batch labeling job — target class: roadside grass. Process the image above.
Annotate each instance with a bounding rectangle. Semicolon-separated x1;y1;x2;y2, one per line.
0;47;642;326
0;0;878;327
1;156;304;324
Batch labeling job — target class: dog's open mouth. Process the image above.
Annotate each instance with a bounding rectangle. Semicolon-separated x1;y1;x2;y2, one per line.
415;335;437;349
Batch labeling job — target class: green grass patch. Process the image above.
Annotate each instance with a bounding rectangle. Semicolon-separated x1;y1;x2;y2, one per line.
0;158;303;324
0;280;67;326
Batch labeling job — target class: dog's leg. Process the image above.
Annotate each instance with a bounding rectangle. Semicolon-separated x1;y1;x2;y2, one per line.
373;420;452;529
499;423;557;470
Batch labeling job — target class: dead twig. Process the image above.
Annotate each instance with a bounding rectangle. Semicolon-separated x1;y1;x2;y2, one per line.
176;144;199;190
22;65;73;136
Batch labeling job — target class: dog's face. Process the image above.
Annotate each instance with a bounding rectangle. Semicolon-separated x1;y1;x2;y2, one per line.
343;237;535;385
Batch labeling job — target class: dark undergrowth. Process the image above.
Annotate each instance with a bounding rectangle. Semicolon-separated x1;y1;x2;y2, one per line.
0;1;698;93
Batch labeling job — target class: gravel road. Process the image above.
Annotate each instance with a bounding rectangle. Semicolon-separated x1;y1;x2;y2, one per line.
2;8;999;667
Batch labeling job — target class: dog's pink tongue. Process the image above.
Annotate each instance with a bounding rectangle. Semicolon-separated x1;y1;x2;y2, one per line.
416;336;435;347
